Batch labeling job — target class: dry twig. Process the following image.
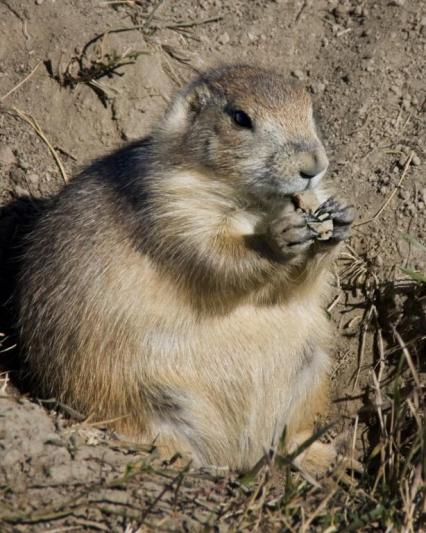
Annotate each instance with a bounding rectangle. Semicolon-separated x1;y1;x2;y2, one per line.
10;106;68;183
354;152;414;227
1;62;41;101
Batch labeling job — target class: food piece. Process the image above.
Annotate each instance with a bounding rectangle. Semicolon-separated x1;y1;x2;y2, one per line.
292;191;320;213
292;192;334;241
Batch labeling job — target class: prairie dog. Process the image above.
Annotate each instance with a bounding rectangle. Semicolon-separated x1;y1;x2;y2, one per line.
18;65;353;474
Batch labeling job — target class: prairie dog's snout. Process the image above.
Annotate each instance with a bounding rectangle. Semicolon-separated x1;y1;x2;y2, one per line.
297;144;329;183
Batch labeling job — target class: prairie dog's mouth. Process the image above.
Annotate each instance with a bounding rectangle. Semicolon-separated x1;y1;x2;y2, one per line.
251;177;322;204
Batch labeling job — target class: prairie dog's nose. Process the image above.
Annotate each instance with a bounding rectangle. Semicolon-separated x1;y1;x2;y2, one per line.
299;147;329;180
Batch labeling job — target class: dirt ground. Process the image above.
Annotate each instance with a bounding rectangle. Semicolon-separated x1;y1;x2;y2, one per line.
0;0;425;531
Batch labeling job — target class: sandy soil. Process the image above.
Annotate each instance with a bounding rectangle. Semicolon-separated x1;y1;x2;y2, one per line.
0;0;425;531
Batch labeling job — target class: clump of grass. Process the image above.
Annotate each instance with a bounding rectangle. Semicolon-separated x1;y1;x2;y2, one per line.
400;234;426;284
45;34;148;106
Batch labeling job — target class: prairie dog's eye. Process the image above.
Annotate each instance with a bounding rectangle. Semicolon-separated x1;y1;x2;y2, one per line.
231;109;253;129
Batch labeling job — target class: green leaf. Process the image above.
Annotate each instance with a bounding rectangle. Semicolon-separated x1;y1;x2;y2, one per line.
401;234;426;252
400;267;426;283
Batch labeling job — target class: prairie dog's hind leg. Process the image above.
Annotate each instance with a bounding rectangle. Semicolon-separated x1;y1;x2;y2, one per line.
285;346;362;479
284;345;333;477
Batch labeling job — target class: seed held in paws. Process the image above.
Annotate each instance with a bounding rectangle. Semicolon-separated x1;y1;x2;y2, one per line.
292;192;334;241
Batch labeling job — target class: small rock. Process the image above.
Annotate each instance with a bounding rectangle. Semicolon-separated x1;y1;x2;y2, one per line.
18;158;30;170
411;153;421;166
291;69;305;80
218;32;230;45
399;189;410;201
333;5;348;18
422;188;426;204
406;203;416;215
390;0;405;5
390;84;402;96
310;82;325;94
35;0;44;4
13;185;29;197
0;145;17;167
380;186;389;195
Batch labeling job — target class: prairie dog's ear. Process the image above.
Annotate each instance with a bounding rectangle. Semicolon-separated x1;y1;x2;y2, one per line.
160;81;213;133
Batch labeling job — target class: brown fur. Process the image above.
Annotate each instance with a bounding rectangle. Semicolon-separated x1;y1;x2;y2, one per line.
18;65;351;474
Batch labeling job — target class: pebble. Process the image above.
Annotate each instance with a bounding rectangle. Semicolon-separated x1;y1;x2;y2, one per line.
422;188;426;204
399;189;410;200
13;185;29;197
310;82;326;94
379;186;388;195
35;0;44;5
18;158;30;170
411;153;421;166
291;70;305;80
333;5;348;18
406;203;416;215
218;32;230;45
390;84;402;96
0;145;17;166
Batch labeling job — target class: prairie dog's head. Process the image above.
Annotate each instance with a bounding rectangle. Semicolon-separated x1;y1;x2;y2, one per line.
158;65;328;199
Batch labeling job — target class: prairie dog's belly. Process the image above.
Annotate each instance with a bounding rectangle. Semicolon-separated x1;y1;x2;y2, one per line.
138;297;330;467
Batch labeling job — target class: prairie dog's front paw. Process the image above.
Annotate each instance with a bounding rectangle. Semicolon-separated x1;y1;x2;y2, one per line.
267;205;316;258
314;197;354;244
